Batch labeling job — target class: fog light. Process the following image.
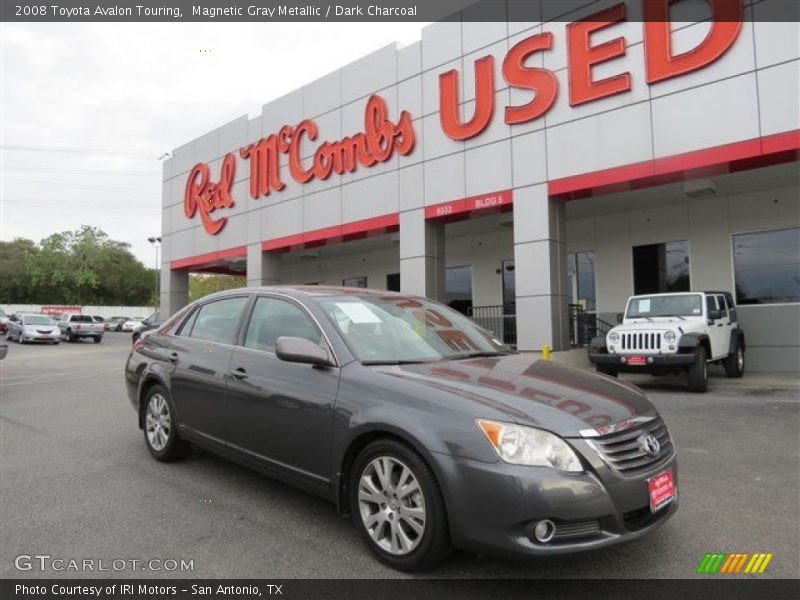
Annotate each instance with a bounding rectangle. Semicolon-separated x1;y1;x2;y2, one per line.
669;345;675;351
608;345;615;352
647;357;654;364
533;519;556;543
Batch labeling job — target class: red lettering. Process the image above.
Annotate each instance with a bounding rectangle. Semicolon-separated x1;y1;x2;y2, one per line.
439;55;495;140
567;3;631;106
288;120;317;183
503;32;558;124
183;153;236;235
644;0;743;84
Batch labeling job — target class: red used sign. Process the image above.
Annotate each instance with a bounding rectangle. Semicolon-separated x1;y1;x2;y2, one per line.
41;305;81;315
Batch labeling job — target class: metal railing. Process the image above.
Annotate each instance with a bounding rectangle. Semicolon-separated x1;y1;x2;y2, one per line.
568;304;615;347
468;304;517;347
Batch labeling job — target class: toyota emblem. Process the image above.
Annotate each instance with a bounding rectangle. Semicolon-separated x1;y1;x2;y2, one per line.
639;434;661;457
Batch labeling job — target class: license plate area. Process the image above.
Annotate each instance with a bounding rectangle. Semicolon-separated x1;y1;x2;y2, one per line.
627;355;647;365
647;470;675;513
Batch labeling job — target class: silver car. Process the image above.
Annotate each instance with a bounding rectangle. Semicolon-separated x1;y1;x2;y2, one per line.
6;313;61;344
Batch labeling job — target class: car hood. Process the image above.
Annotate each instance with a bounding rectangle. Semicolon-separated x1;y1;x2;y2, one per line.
26;324;58;331
618;317;704;329
374;355;656;437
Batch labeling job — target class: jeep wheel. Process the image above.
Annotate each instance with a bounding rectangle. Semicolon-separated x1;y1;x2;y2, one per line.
724;346;745;378
687;346;708;393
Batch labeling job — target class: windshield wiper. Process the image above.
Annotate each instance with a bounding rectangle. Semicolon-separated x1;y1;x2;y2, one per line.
659;314;686;321
455;351;513;359
362;359;436;365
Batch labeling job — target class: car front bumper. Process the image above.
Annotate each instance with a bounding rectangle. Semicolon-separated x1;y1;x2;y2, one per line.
590;352;695;372
430;447;678;558
21;332;60;342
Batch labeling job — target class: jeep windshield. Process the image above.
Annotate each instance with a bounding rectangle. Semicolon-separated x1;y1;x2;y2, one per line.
318;294;512;364
626;294;703;319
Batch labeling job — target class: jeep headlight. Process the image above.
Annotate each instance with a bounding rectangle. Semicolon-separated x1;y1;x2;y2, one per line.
476;420;583;472
664;331;676;343
608;331;620;344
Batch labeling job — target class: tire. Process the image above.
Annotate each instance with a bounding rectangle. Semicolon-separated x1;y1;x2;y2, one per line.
724;345;745;378
142;385;191;462
93;336;102;344
596;367;618;378
349;439;451;572
687;346;709;393
65;329;75;343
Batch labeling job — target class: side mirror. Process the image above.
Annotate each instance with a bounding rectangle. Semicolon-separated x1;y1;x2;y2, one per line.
275;336;331;367
708;309;722;321
616;313;624;324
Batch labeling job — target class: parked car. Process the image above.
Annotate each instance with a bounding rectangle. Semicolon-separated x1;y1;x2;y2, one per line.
57;313;104;343
5;313;61;344
122;317;146;332
92;315;105;324
131;311;163;344
125;286;678;571
589;291;745;393
0;307;8;334
105;316;129;331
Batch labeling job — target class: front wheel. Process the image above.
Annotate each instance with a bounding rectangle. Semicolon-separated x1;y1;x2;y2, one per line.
143;385;191;462
724;345;745;378
349;440;451;571
687;346;708;393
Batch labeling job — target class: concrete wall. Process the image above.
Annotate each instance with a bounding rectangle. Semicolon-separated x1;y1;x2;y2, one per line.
1;305;156;319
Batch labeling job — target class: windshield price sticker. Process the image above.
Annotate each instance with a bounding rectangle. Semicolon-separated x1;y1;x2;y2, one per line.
336;302;382;324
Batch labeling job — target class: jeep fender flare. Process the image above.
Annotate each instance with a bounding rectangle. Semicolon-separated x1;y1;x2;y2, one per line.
729;328;746;353
678;333;710;356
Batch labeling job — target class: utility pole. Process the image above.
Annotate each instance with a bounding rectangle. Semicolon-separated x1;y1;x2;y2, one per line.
148;236;161;308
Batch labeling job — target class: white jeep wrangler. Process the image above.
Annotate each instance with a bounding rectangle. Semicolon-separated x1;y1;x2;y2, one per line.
588;291;745;393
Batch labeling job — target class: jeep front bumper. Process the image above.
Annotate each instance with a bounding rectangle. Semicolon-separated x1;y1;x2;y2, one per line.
590;351;696;372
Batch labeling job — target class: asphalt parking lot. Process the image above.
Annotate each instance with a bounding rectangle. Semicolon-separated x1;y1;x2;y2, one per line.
1;333;798;579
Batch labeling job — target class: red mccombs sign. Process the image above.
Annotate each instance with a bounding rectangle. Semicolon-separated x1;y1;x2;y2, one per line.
185;0;743;235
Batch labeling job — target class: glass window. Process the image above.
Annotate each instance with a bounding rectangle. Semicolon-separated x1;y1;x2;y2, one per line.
386;273;401;292
176;307;199;336
576;252;596;312
244;297;321;352
343;276;367;288
502;261;516;306
318;295;510;364
446;265;472;315
23;315;53;326
733;227;800;305
626;294;704;318
633;240;690;295
189;296;248;344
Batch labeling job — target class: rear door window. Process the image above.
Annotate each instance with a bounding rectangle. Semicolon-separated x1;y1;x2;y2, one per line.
189;297;248;345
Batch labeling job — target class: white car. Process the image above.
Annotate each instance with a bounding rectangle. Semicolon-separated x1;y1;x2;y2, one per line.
589;291;745;393
5;313;61;344
122;317;146;332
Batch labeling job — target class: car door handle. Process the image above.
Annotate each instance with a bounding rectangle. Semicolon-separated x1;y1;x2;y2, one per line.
230;367;248;380
167;352;179;363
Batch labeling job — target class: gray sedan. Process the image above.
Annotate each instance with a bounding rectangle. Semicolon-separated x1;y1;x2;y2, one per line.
125;286;678;571
5;313;61;344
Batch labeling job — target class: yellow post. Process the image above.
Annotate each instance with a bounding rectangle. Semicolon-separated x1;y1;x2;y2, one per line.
541;344;551;360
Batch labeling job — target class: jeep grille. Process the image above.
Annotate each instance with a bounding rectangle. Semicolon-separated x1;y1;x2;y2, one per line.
621;332;662;352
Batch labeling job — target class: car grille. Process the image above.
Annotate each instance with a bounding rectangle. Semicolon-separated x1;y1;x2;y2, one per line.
620;332;662;351
623;505;670;532
36;329;54;334
552;519;601;541
589;416;674;477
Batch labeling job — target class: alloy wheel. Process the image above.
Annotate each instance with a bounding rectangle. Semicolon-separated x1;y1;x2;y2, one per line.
358;456;427;556
145;393;171;452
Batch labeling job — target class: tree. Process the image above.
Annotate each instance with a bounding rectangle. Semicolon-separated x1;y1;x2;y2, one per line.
0;238;38;303
2;226;155;305
189;274;246;302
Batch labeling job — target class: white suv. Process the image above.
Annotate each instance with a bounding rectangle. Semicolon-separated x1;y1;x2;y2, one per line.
589;291;745;393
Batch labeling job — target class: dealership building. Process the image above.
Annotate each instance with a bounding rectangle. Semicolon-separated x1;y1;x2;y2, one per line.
159;3;799;371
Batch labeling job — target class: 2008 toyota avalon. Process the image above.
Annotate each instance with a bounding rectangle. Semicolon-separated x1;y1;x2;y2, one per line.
125;286;678;570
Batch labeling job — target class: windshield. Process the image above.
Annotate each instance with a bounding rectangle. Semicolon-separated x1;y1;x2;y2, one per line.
24;315;54;325
626;295;703;318
318;294;511;364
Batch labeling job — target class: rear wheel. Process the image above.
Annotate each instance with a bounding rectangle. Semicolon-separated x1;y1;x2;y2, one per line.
93;336;102;343
65;329;75;343
687;346;708;393
143;385;191;462
349;439;451;571
724;345;745;378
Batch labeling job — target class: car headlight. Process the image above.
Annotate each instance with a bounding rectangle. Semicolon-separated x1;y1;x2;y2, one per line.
664;330;676;343
608;331;619;344
476;420;583;472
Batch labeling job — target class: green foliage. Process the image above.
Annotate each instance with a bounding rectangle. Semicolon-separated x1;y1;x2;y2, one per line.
0;226;155;305
189;274;246;302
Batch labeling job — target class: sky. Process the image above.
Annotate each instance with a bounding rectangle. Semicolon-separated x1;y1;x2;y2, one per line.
0;22;426;266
